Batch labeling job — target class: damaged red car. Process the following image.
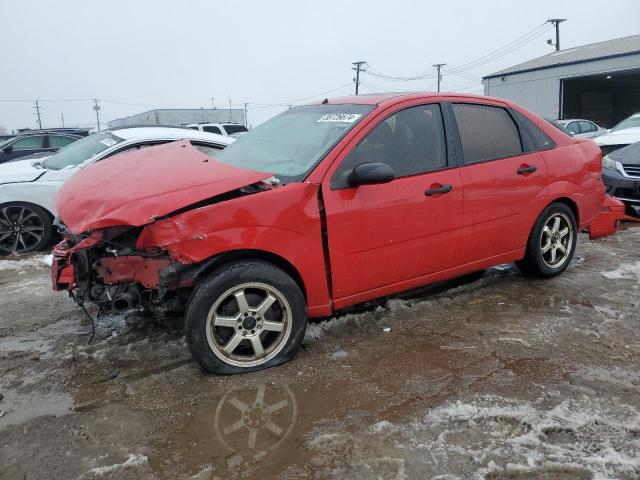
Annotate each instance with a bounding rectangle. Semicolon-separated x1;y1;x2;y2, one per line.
53;93;609;374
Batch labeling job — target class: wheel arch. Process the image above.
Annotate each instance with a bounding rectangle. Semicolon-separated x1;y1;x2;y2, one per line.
548;196;580;226
193;249;308;301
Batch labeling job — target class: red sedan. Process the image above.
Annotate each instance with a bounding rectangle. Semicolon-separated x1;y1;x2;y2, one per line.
53;93;606;374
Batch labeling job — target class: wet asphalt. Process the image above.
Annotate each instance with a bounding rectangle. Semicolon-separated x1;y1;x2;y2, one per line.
0;224;639;479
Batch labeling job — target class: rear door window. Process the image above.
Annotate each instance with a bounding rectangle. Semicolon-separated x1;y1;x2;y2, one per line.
11;135;45;150
452;103;523;164
579;121;597;133
566;122;581;135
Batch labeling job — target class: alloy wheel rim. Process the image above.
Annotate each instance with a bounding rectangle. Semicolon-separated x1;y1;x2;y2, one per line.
205;282;292;368
540;212;573;269
0;206;45;253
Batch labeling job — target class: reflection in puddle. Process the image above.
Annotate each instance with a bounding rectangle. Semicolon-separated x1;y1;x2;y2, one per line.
171;382;299;476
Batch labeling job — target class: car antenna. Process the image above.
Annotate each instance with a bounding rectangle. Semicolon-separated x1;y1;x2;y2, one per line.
322;98;329;104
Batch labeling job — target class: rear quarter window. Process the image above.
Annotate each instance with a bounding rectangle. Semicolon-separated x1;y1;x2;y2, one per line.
510;110;556;151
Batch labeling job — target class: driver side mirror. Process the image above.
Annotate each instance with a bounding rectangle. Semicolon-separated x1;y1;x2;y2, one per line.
3;145;13;153
347;162;395;187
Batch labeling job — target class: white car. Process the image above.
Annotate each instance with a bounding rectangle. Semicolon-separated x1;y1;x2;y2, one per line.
186;122;248;138
0;126;234;254
595;113;640;156
555;119;608;139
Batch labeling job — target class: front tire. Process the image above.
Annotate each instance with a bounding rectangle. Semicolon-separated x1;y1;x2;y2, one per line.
185;260;307;375
0;202;53;255
516;202;577;278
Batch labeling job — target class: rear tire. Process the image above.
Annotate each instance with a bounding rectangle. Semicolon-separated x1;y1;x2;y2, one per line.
516;202;577;278
184;260;307;375
0;202;53;255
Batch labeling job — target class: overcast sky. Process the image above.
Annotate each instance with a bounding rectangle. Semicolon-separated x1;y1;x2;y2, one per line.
1;0;638;132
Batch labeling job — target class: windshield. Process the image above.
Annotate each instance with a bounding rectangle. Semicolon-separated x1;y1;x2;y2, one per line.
223;125;248;135
214;104;374;182
611;116;640;132
43;132;123;170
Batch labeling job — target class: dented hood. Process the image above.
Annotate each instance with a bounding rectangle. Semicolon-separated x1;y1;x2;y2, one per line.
57;141;272;234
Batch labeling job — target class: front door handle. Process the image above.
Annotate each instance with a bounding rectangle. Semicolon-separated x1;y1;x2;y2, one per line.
517;164;537;175
425;183;452;196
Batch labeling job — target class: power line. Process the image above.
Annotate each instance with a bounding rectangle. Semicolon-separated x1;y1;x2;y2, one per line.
366;22;553;83
448;23;552;72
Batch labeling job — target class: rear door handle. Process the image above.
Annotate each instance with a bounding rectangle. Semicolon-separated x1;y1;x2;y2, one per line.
517;164;537;175
425;184;452;196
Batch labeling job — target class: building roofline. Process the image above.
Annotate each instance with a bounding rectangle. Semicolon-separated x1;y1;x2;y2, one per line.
483;49;640;80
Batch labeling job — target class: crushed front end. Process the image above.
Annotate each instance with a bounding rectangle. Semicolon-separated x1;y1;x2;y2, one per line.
52;224;195;315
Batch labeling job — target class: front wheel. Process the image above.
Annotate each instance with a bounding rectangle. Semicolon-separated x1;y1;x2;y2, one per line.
185;260;307;375
516;202;577;278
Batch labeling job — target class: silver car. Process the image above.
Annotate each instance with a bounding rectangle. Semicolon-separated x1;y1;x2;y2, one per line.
556;119;608;139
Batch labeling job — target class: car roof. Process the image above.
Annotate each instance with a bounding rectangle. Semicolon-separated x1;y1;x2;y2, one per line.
311;91;509;107
106;126;235;145
557;119;594;123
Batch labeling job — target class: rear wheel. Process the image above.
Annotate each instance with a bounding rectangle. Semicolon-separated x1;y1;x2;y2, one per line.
185;261;307;375
0;202;52;255
516;202;577;278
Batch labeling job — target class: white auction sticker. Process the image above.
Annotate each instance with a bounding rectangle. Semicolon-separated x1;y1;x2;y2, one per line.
317;113;361;123
100;138;117;147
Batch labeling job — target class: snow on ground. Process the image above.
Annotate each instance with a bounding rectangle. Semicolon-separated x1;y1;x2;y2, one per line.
299;394;640;480
81;453;149;478
0;253;52;271
601;261;640;280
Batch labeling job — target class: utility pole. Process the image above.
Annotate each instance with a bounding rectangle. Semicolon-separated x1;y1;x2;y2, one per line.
546;18;567;51
34;100;42;129
211;97;215;110
352;61;366;95
433;63;446;92
93;99;101;132
243;102;248;128
228;99;232;122
61;113;65;127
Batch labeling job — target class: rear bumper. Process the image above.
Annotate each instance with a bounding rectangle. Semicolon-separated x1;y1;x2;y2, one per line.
588;195;626;239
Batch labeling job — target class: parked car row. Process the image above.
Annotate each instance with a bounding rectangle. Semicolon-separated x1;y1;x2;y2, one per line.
0;130;86;165
551;113;640;216
601;140;640;216
185;122;249;138
46;92;617;374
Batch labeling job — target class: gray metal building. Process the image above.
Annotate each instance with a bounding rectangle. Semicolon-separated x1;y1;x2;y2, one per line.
107;108;246;129
483;35;640;128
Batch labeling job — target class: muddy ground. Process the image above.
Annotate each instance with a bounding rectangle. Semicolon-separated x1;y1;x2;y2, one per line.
0;224;639;480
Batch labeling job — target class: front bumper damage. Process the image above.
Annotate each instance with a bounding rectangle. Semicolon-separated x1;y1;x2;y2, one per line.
52;228;198;314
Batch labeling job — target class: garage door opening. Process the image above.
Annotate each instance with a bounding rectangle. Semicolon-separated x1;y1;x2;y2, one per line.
561;69;640;128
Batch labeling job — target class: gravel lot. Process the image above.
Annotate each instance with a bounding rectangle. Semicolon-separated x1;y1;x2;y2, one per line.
0;224;639;480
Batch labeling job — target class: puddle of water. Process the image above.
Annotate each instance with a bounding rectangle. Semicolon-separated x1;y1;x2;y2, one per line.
0;388;72;427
